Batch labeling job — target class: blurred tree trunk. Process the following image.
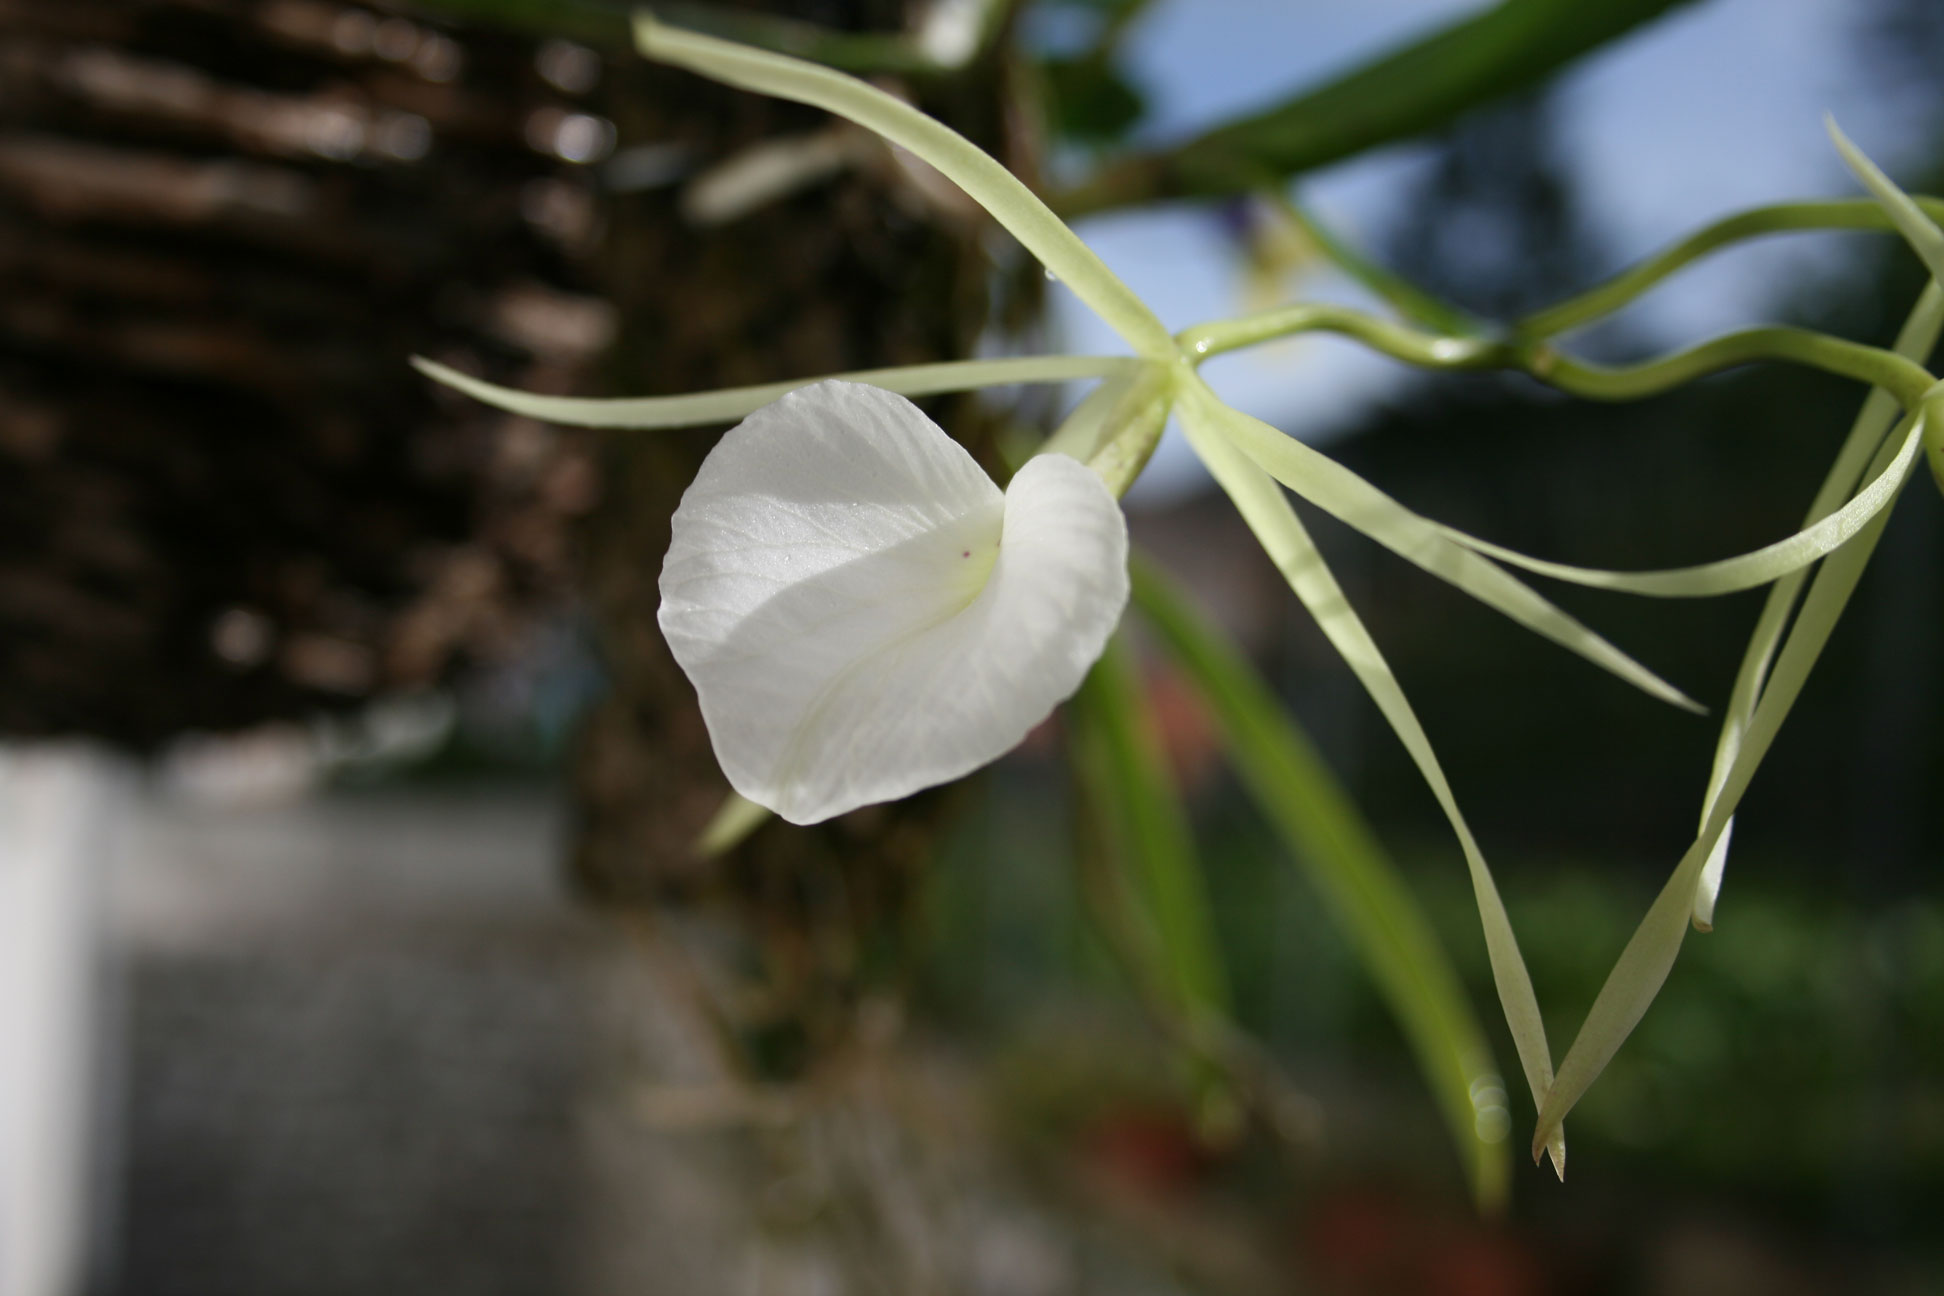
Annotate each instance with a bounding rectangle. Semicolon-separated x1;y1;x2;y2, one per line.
571;4;1028;1076
0;0;609;741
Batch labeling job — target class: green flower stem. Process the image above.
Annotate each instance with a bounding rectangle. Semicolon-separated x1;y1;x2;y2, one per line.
1049;0;1693;218
1531;390;1944;1160
412;353;1136;429
695;792;771;855
1069;634;1231;1019
636;14;1177;359
1133;553;1518;1208
1177;308;1937;413
1083;363;1178;497
1692;281;1944;931
1539;328;1936;409
1179;302;1509;368
1519;197;1944;339
1826;122;1944;289
1266;191;1488;339
1930;406;1944;497
1039;370;1137;464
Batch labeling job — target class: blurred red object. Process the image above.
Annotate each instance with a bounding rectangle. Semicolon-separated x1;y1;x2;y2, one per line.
1078;1102;1218;1199
1302;1186;1547;1296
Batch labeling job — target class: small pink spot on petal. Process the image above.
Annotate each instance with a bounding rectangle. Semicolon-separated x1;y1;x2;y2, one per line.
961;550;970;558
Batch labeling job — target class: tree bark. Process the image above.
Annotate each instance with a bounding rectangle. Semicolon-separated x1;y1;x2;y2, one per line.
571;5;1029;1075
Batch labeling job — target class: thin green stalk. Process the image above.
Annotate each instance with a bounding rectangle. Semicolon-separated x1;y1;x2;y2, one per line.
1068;635;1231;1019
412;353;1135;429
1179;318;1921;601
1179;303;1512;367
696;792;771;855
1533;394;1939;1157
1173;387;1564;1181
1519;197;1944;338
635;14;1176;358
1132;555;1516;1208
1178;306;1937;412
1437;412;1926;597
1266;191;1487;338
1828;121;1944;287
1040;369;1139;463
1082;364;1177;497
1050;0;1695;217
1176;369;1698;710
1821;121;1944;496
1692;282;1944;928
1539;328;1935;409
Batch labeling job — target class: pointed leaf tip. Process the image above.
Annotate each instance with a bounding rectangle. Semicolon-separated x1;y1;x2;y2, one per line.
1531;1127;1565;1180
1827;118;1944;286
1187;379;1700;711
1171;391;1555;1203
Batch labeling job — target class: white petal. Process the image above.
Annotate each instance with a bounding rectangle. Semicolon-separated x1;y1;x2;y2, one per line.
659;380;1128;824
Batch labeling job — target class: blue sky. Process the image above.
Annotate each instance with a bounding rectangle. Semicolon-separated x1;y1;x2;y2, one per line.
1034;0;1930;501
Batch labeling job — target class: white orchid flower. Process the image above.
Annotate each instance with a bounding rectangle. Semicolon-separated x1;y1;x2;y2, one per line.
658;379;1127;824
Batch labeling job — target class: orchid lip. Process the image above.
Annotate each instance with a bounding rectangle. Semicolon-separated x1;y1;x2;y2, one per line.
657;380;1129;824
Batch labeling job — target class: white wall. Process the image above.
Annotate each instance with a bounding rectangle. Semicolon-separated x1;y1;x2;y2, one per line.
0;748;121;1296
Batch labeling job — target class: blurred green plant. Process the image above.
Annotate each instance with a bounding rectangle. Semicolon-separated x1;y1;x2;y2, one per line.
1049;0;1703;214
1068;633;1229;1024
1130;557;1514;1209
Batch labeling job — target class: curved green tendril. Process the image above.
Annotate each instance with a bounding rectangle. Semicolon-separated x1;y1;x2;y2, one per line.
1178;309;1937;412
1540;328;1935;408
1519;197;1944;339
411;354;1135;429
1262;189;1488;339
1179;302;1507;367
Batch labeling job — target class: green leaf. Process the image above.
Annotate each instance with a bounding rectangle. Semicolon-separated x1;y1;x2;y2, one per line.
1518;197;1944;340
1183;374;1699;713
1077;364;1176;496
633;14;1176;358
1530;279;1942;1152
1067;634;1230;1018
1266;192;1486;339
1172;391;1561;1187
1433;414;1925;596
411;354;1132;429
1040;369;1140;463
1532;397;1940;1160
1131;555;1516;1206
1054;0;1701;216
1828;119;1944;286
1043;56;1147;144
1042;0;1149;16
1692;280;1944;929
